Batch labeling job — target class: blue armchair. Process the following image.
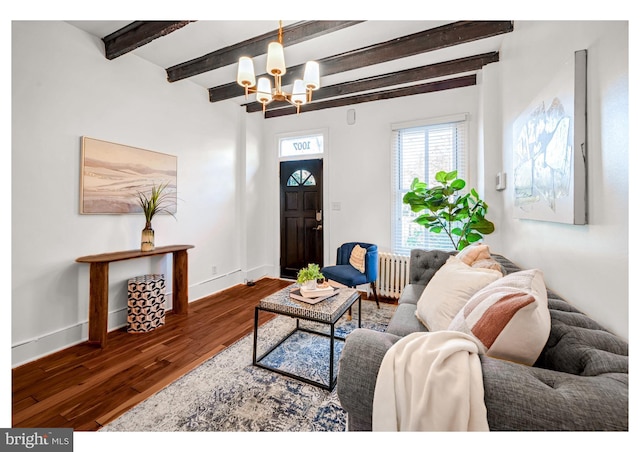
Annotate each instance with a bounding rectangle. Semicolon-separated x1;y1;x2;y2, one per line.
321;242;380;308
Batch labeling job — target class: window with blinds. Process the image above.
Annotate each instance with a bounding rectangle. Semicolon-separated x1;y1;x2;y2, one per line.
391;114;468;255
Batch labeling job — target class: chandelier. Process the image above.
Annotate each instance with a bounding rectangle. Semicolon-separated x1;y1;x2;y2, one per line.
236;21;320;114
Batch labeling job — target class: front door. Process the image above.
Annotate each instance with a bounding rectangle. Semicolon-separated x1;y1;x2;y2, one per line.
280;159;323;279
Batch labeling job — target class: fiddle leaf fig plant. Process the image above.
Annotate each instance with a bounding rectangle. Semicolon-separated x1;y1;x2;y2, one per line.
402;170;495;251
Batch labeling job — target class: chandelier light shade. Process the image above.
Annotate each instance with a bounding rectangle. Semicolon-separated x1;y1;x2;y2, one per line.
236;21;320;114
302;61;320;90
291;79;307;106
237;57;256;93
266;42;286;76
256;77;273;104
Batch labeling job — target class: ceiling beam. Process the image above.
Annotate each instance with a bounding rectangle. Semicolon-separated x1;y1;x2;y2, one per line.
261;75;477;118
103;21;193;60
166;20;364;83
209;20;513;103
245;52;499;113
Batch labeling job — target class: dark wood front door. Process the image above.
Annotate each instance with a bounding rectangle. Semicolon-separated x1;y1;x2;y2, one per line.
280;159;323;279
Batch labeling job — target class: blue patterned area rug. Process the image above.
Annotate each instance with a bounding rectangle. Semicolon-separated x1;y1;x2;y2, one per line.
100;298;396;432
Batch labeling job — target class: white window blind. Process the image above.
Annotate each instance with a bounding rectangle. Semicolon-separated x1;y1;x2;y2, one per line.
391;115;468;255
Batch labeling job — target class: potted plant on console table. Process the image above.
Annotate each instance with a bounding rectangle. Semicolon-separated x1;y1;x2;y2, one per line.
136;181;176;252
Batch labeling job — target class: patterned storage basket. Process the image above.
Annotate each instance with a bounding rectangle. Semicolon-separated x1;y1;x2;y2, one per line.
127;274;166;333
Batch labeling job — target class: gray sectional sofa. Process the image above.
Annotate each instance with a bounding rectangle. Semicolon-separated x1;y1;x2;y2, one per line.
336;249;628;431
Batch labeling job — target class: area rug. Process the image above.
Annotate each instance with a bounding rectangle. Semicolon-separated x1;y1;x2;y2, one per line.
100;298;396;432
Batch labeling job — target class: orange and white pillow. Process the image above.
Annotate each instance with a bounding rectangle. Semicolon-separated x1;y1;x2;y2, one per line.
448;269;551;366
415;256;502;331
349;244;366;273
456;243;503;273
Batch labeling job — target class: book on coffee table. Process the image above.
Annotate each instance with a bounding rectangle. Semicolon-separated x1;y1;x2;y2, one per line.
289;287;338;304
300;285;336;298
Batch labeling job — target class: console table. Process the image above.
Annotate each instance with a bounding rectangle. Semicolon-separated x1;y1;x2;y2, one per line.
76;244;194;347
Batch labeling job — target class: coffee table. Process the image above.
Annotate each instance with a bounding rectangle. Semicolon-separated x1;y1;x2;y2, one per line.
252;284;361;391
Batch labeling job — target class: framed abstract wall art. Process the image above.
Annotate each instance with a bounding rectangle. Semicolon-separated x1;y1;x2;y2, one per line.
512;49;587;224
80;137;177;214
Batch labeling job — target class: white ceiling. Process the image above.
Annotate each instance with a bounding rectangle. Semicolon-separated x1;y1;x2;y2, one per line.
66;20;507;106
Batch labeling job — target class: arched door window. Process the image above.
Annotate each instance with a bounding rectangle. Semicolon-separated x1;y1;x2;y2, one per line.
286;169;316;187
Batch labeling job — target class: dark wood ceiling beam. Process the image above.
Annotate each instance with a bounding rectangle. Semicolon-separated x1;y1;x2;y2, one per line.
167;20;364;83
245;52;499;113
103;21;194;60
210;20;513;103
261;74;477;118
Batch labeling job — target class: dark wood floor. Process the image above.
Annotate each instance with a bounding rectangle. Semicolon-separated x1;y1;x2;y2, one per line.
12;277;293;431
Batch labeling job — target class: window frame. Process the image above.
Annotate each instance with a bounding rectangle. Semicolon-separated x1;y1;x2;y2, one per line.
390;113;470;255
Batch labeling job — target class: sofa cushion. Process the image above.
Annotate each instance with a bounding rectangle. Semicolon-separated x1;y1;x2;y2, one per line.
409;249;453;285
386;303;429;336
397;284;425;306
415;256;502;331
448;269;551;366
536;308;629;376
481;355;628;430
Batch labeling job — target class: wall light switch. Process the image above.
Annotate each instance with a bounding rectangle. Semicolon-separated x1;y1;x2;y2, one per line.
495;172;507;191
332;202;341;211
347;109;356;125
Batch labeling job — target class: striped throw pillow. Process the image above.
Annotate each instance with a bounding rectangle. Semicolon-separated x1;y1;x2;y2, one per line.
349;244;366;273
448;269;551;366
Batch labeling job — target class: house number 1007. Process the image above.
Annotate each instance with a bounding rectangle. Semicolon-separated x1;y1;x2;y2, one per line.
293;141;311;151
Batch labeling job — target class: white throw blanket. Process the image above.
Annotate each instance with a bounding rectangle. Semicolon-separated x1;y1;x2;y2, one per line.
372;331;489;431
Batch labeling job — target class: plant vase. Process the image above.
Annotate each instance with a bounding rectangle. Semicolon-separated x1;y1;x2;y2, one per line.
302;279;317;291
141;222;155;252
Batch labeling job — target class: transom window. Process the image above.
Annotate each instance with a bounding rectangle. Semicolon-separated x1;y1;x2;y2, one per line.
279;133;324;157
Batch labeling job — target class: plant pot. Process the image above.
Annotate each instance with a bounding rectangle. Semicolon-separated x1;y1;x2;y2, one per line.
141;222;155;252
302;280;317;291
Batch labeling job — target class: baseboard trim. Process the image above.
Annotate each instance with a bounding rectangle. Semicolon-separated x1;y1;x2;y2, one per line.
12;265;276;367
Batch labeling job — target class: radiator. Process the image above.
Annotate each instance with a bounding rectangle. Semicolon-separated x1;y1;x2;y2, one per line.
376;252;410;299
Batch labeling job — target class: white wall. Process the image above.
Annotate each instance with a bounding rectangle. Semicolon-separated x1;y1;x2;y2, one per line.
11;21;250;366
244;112;272;281
496;21;628;339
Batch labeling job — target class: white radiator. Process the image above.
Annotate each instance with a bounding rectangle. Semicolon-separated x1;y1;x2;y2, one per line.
376;252;410;299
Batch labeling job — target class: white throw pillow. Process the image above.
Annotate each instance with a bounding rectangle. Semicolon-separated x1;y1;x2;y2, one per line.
415;256;502;331
448;269;551;366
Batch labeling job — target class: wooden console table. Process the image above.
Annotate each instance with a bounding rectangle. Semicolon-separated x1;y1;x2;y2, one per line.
76;244;194;347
